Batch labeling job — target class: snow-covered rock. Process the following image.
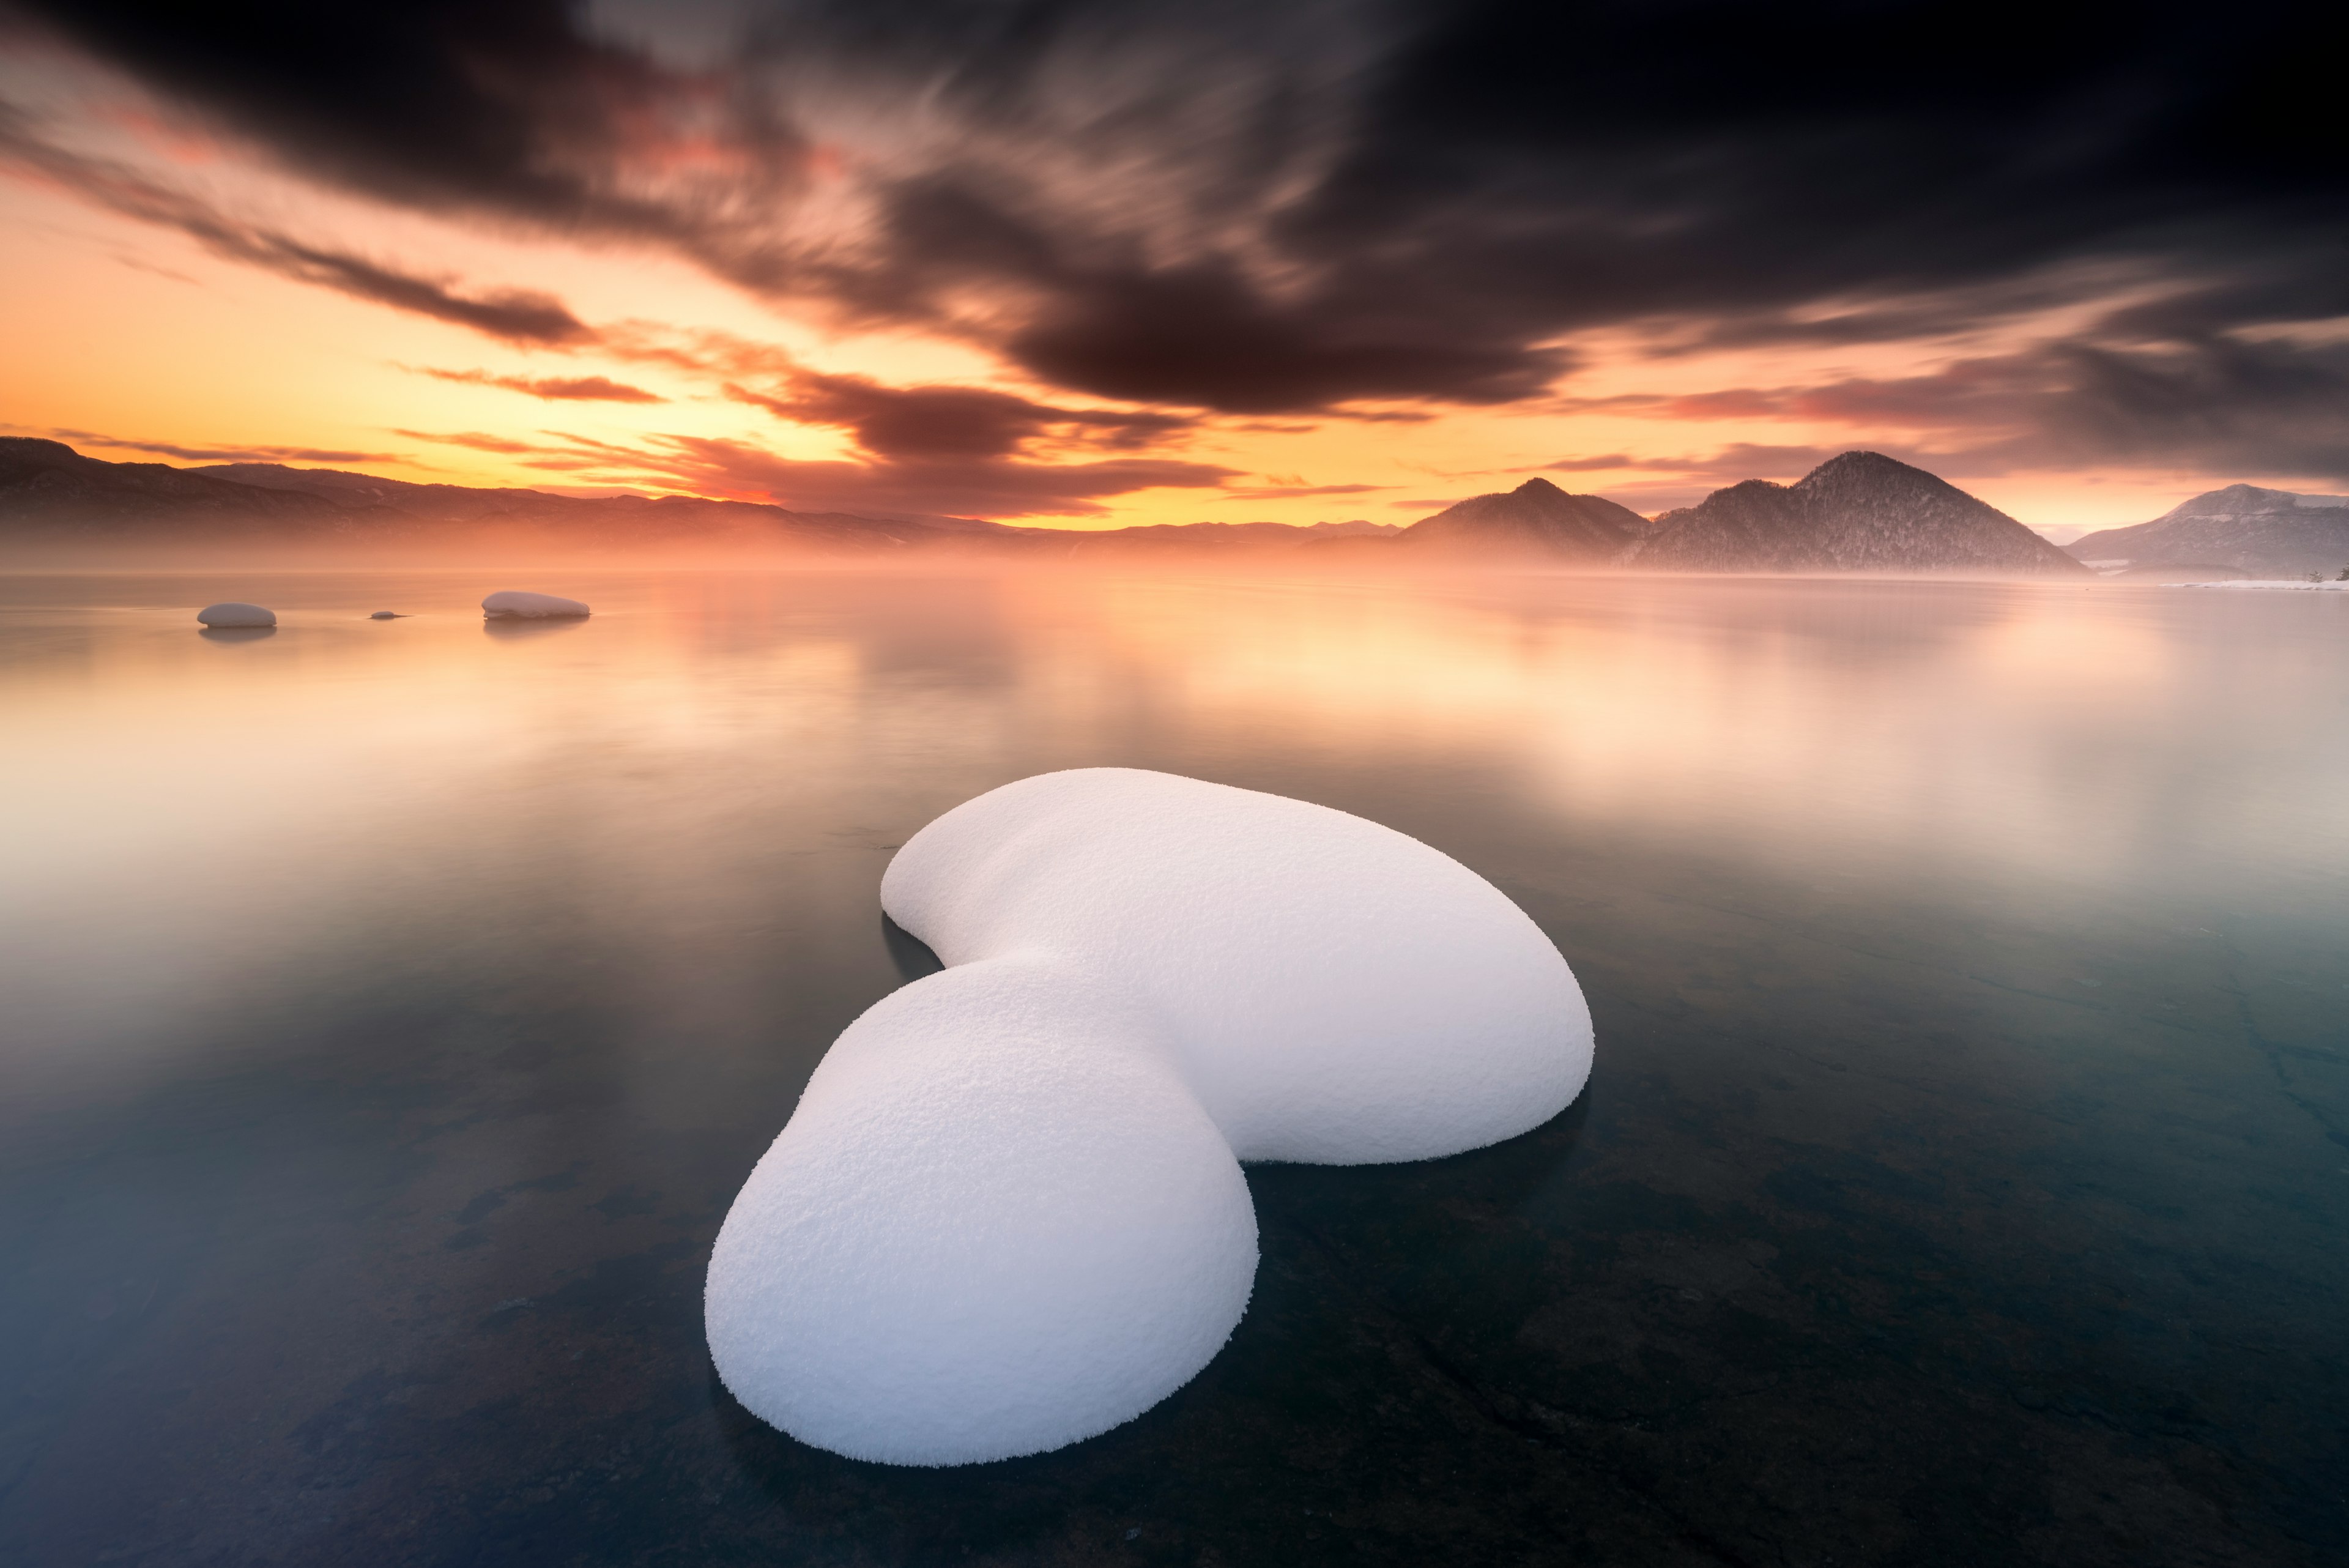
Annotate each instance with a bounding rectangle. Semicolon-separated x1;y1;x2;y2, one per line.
707;768;1594;1466
195;602;275;628
481;590;589;619
369;610;400;620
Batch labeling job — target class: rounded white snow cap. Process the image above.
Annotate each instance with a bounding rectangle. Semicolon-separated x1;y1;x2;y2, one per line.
883;768;1594;1165
481;590;590;619
195;602;276;628
708;957;1256;1466
708;768;1594;1467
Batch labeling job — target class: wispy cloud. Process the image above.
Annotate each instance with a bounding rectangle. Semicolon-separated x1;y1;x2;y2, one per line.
412;367;666;403
724;371;1193;461
1219;481;1391;500
1546;335;2349;486
389;429;543;455
31;426;404;464
392;425;1235;518
0;111;593;345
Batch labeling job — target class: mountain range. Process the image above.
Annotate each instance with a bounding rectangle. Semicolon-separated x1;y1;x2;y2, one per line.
2065;485;2349;578
1372;452;2084;574
8;434;2321;578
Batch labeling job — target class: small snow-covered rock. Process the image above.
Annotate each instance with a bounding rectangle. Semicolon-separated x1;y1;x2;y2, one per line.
369;610;400;620
708;768;1594;1466
195;602;275;628
481;590;590;619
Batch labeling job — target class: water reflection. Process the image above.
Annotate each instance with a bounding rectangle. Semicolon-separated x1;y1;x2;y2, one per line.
881;914;944;983
196;624;275;643
0;567;2342;1567
483;614;588;638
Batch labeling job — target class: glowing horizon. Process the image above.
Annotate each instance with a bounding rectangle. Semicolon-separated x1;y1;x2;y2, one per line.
3;5;2341;538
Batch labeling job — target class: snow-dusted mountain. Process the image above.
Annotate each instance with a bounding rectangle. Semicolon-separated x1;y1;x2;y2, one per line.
1628;453;2087;575
2066;485;2349;576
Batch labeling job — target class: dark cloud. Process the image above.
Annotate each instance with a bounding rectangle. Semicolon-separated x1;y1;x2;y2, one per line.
1000;262;1572;412
9;0;2348;436
0;113;592;344
725;371;1192;460
416;368;666;403
1572;337;2349;485
395;425;1235;517
35;427;404;464
7;0;809;235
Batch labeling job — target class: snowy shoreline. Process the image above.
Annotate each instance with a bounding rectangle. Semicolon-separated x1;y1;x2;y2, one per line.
2177;579;2349;592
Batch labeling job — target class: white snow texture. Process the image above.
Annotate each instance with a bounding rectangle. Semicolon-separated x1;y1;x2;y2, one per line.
195;602;275;627
481;590;590;618
706;768;1594;1466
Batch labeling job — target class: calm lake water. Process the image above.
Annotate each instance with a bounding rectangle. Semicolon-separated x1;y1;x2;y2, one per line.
1;567;2343;1567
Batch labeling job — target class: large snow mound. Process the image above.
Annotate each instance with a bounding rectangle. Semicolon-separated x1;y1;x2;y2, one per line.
481;590;590;619
195;602;275;628
708;768;1594;1466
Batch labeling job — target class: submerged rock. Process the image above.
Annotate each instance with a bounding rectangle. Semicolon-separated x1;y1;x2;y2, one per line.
481;590;590;620
195;602;275;628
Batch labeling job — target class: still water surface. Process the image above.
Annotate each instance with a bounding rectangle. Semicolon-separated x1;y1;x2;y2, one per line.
1;568;2343;1566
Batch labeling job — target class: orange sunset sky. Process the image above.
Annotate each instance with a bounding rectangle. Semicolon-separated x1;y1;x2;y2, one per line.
2;2;2342;537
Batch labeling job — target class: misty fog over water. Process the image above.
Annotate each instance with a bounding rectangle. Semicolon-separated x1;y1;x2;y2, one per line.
1;568;2343;1566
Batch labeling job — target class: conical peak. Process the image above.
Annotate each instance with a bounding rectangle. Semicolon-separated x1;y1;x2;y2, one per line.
1806;450;1909;480
1512;477;1567;498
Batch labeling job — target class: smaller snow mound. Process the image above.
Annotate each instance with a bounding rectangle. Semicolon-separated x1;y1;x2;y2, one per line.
707;955;1256;1466
195;602;275;628
481;590;590;619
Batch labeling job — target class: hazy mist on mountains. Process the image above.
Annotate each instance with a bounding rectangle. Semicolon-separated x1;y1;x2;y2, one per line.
2066;486;2349;578
1;434;2328;578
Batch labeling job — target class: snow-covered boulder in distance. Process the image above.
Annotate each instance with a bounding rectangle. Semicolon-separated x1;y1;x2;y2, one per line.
195;602;275;628
481;590;589;619
707;768;1594;1466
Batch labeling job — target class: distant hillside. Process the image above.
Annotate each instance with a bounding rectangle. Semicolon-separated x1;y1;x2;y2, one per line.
0;440;940;554
1630;453;2087;575
1398;478;1647;561
0;438;354;541
2066;485;2349;576
1;441;1409;560
186;458;937;551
